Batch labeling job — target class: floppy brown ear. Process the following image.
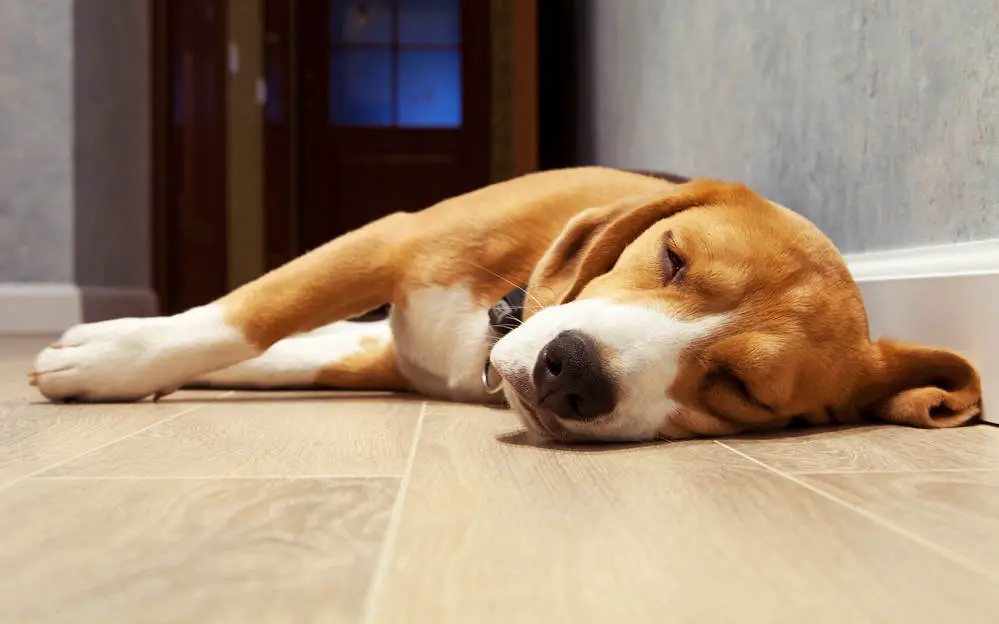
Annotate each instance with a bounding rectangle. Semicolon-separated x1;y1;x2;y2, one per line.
526;179;753;313
855;340;982;428
696;332;803;426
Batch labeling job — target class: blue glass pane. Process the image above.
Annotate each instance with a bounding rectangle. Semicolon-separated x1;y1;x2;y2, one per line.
329;50;392;126
264;63;284;124
397;50;462;127
330;0;392;44
398;0;460;44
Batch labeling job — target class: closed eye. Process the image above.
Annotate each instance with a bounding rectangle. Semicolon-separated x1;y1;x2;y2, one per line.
662;231;686;284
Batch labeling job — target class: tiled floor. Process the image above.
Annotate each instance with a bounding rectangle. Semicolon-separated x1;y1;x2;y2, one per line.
2;336;999;623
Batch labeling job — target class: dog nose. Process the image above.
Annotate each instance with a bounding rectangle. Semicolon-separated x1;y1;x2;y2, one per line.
532;330;616;421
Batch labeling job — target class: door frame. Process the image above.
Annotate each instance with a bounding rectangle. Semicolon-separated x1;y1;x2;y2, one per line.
151;0;231;314
262;0;298;271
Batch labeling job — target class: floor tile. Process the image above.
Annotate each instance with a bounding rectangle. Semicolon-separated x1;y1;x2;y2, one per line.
43;393;422;478
4;336;999;622
0;477;398;623
0;400;200;488
0;366;43;404
803;470;999;577
369;404;999;623
0;335;52;362
725;424;999;473
0;336;53;403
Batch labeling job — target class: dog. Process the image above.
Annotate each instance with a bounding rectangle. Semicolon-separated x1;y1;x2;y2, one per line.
29;168;982;442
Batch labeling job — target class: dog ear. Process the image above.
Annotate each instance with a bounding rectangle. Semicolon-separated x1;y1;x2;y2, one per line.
525;179;755;314
696;332;804;428
853;340;982;428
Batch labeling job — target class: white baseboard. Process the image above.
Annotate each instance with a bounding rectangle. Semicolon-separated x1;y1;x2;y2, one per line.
0;284;82;334
845;239;999;425
0;283;158;334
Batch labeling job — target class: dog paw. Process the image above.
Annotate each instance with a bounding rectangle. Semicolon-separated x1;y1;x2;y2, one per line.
32;317;186;402
30;306;257;402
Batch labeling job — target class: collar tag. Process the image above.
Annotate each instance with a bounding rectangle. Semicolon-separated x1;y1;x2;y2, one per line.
487;288;527;337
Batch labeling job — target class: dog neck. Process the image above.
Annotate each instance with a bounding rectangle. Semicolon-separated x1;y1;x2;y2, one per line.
482;287;528;395
487;287;528;338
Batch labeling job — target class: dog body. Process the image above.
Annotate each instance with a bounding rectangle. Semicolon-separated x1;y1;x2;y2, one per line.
31;168;982;442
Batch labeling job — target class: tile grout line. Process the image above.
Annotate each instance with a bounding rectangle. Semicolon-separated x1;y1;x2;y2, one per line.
714;440;999;585
791;467;999;475
0;391;234;494
33;474;405;481
361;400;428;624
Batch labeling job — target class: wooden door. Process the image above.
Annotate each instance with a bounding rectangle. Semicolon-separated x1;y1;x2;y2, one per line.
152;0;229;314
295;0;492;251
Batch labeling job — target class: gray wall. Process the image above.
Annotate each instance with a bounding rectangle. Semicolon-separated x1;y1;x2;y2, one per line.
0;0;150;286
0;1;75;282
74;0;151;289
578;0;999;254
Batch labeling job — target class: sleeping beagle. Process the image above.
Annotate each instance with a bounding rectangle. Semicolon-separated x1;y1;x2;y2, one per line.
29;168;982;442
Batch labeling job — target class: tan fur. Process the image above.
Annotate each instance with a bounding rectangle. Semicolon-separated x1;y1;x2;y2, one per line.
221;212;413;351
401;167;672;308
45;167;977;438
221;167;673;352
520;179;981;436
314;337;411;392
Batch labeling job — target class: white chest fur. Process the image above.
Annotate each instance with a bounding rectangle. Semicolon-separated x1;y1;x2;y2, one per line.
391;287;498;403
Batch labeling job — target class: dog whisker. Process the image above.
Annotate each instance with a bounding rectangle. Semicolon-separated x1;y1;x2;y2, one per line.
464;261;547;313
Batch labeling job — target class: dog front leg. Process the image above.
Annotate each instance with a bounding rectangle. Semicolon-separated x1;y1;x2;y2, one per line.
31;213;414;402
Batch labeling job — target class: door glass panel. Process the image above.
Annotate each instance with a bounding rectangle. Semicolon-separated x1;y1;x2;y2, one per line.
398;0;461;44
330;0;392;44
329;50;393;125
397;49;461;127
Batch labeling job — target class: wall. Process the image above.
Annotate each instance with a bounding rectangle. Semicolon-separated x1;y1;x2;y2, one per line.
73;0;151;291
0;0;153;329
577;0;999;254
0;0;75;283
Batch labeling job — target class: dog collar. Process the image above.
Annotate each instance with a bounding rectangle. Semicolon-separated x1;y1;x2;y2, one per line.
487;287;527;337
482;287;527;394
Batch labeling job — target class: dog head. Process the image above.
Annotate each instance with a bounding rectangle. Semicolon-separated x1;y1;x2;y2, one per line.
489;180;981;442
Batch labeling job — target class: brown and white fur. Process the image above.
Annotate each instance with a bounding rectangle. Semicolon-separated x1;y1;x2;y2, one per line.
30;168;982;442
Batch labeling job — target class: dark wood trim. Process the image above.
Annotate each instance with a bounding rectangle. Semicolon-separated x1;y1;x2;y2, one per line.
512;0;537;175
151;0;230;314
460;0;494;186
151;0;169;314
489;0;514;181
296;0;330;251
490;0;535;180
263;0;296;270
537;0;577;170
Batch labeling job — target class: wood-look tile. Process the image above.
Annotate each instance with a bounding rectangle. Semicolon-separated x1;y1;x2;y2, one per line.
370;404;999;623
0;335;52;361
43;393;422;478
803;471;999;577
0;400;200;488
0;364;40;403
725;424;999;473
0;477;397;623
0;336;54;403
